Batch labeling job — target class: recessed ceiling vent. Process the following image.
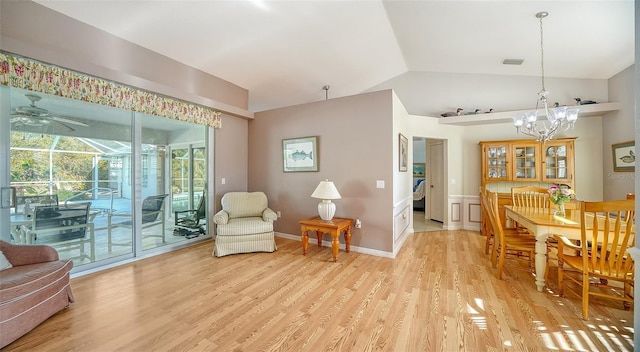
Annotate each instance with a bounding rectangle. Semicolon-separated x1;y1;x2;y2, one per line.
503;59;524;65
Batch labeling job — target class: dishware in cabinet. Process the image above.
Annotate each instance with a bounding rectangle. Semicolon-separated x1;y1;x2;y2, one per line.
482;143;510;182
512;143;540;181
542;140;574;184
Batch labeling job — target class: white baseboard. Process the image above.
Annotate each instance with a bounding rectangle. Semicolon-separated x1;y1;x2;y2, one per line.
275;232;394;258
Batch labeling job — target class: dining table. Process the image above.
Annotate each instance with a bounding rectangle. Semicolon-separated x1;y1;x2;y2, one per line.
503;205;581;292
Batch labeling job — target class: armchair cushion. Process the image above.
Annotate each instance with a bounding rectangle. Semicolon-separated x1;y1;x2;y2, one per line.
217;217;274;236
222;192;270;218
0;251;11;270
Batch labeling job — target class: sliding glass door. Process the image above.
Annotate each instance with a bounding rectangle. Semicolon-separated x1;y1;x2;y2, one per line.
0;87;211;272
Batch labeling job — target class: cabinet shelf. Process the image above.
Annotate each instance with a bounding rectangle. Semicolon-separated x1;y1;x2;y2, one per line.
439;102;620;126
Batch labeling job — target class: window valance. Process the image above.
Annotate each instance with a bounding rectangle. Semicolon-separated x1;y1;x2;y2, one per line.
0;52;221;128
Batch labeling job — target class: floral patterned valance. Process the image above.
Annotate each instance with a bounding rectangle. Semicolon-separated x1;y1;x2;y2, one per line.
0;52;221;128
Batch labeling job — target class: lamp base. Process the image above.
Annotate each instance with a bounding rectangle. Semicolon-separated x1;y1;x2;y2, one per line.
318;199;336;221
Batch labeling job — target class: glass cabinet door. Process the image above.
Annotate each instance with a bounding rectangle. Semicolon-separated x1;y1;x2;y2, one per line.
485;145;509;180
513;144;539;181
543;143;572;183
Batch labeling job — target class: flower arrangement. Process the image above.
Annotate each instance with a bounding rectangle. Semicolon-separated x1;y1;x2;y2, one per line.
547;184;575;205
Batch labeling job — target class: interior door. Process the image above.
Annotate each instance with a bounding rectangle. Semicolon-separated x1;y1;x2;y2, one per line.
428;141;444;222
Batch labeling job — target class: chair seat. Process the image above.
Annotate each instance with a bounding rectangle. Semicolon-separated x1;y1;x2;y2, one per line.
562;256;634;281
216;217;273;236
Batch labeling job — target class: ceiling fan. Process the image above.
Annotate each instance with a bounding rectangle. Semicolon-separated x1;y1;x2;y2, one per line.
11;93;89;132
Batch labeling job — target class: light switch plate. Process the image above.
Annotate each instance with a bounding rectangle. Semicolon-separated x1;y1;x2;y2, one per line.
376;180;385;189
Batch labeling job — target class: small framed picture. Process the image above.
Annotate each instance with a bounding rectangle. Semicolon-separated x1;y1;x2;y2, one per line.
612;141;635;172
399;133;408;172
282;136;318;172
413;163;425;177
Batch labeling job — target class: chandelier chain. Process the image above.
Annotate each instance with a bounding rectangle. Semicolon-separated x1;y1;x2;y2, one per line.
512;11;579;143
539;14;545;93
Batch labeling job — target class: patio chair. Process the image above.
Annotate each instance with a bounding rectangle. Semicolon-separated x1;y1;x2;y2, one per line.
15;194;59;214
107;194;169;251
173;191;206;239
23;202;95;262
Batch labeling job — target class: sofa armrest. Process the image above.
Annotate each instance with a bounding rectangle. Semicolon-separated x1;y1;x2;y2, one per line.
0;240;59;266
263;208;277;222
213;210;229;224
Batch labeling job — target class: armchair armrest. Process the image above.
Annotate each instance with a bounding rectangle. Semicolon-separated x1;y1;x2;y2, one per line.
263;208;277;222
0;240;59;266
213;210;229;224
552;234;581;251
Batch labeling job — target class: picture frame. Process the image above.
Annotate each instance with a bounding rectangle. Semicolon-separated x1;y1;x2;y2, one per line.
612;141;635;172
399;133;408;172
282;136;318;172
413;163;425;177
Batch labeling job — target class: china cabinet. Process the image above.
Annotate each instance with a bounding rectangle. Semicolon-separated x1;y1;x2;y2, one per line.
480;138;575;189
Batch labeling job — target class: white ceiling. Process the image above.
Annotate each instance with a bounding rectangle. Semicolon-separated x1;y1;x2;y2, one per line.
34;0;635;113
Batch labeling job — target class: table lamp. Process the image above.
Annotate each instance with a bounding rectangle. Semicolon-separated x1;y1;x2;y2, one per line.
311;179;341;220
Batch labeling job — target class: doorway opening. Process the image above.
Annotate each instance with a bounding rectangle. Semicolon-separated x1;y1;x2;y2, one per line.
412;137;447;232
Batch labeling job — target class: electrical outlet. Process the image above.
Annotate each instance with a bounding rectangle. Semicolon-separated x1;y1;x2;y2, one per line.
276;211;281;218
355;219;362;228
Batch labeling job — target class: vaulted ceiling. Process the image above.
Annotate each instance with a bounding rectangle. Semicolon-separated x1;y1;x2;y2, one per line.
34;0;635;113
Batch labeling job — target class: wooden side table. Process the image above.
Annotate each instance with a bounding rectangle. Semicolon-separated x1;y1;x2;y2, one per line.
299;216;353;262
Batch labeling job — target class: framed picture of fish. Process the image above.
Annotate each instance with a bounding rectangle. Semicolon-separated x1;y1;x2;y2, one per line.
612;141;635;172
399;133;408;172
283;136;318;172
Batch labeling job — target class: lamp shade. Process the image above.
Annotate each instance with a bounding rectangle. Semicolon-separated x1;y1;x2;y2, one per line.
311;180;341;220
311;180;341;200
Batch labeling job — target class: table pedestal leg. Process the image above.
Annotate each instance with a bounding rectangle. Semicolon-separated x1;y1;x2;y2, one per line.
302;230;309;255
534;233;548;292
332;234;339;262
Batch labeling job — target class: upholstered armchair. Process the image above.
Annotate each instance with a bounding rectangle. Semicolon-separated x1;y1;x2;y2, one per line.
213;192;277;257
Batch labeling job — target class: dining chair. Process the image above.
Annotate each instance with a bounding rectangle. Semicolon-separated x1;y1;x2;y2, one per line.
553;199;635;320
510;186;550;230
480;186;494;254
486;190;538;279
511;186;550;208
481;187;529;256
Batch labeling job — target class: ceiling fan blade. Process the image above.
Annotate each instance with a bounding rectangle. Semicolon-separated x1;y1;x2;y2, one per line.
50;120;75;132
10;115;46;127
51;116;89;127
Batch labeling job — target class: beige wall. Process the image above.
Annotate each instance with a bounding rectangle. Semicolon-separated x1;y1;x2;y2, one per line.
249;90;395;253
214;116;249;206
604;65;636;200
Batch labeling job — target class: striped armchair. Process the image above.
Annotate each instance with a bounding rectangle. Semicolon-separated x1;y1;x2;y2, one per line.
212;192;277;257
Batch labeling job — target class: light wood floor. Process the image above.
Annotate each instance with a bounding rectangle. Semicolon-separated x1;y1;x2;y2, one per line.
5;230;634;351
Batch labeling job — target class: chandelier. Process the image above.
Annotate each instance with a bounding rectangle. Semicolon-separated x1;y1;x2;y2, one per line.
513;11;579;142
